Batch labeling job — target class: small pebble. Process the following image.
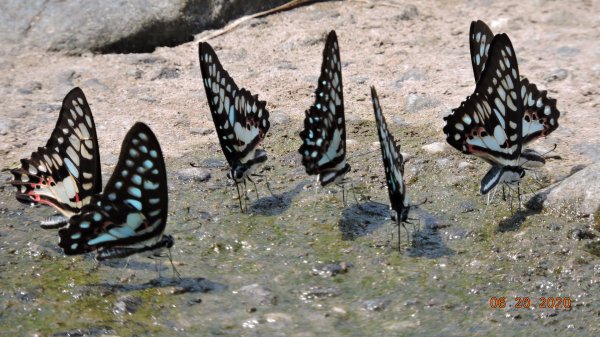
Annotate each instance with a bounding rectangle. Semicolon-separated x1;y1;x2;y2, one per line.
422;142;447;154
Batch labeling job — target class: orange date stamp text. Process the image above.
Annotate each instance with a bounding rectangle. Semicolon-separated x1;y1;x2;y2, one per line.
489;296;572;309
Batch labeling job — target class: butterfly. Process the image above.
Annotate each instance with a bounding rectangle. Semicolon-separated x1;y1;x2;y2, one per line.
469;20;560;169
58;122;173;260
444;33;559;196
298;30;350;188
198;41;270;211
371;86;409;250
10;87;101;228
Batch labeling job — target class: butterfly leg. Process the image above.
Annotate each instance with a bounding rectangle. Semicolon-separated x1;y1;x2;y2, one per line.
167;247;182;281
247;176;260;200
517;183;522;210
484;186;498;215
234;182;245;213
243;179;249;212
251;173;275;196
397;218;402;252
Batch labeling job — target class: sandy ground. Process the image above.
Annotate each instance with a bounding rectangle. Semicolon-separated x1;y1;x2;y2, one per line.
1;0;598;178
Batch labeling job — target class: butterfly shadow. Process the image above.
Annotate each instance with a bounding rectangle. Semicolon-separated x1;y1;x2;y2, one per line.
89;275;227;294
407;208;455;258
338;201;389;241
249;180;309;216
495;173;569;233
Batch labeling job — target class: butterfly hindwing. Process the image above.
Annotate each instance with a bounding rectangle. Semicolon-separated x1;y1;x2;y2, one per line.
58;122;168;257
298;30;350;186
371;87;407;222
198;42;270;170
470;20;495;82
444;34;523;167
10;87;101;219
520;77;560;144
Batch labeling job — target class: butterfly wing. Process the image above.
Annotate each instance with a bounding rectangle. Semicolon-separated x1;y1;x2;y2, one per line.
444;34;524;167
10;87;101;218
298;30;350;186
198;42;270;170
520;77;560;144
470;20;495;82
371;87;407;221
58;122;168;256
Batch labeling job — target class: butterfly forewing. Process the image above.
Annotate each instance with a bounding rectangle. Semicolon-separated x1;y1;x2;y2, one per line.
444;34;523;167
470;20;560;146
371;87;407;220
470;20;494;82
10;87;101;219
58;122;168;255
198;42;270;168
298;30;349;185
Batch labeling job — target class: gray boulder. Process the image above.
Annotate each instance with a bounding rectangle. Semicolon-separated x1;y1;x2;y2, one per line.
533;162;600;216
0;0;291;55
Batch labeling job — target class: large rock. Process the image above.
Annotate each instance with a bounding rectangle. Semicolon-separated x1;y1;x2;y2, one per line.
0;0;291;55
534;162;600;216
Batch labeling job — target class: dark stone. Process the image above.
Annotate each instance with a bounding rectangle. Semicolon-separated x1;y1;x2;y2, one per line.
0;0;294;54
361;298;391;311
151;67;181;80
556;46;580;57
17;81;42;94
83;78;110;91
300;286;341;300
113;295;142;315
392;5;418;21
52;326;116;337
237;283;278;306
544;68;568;82
190;128;214;136
310;261;352;277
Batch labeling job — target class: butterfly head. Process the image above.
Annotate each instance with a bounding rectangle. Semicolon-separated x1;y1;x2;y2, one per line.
228;149;268;182
163;234;175;249
390;206;409;224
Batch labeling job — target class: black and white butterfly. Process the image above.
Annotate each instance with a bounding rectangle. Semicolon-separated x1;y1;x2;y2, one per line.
299;30;350;188
443;33;559;196
10;87;101;228
198;42;270;211
469;20;560;170
58;122;173;261
371;87;409;249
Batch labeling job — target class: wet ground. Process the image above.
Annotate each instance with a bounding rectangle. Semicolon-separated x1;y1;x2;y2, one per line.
1;0;600;335
1;119;599;336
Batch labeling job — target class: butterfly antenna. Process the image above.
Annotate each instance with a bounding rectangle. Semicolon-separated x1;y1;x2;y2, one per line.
520;144;559;168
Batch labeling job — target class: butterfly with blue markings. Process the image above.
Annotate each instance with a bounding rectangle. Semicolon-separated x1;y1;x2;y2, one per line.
299;30;350;189
198;42;271;212
469;20;560;170
371;87;409;250
10;87;101;229
444;33;560;198
58;122;173;260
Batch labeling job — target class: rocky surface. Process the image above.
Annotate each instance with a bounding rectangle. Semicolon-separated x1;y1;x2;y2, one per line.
536;162;600;216
0;0;291;55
